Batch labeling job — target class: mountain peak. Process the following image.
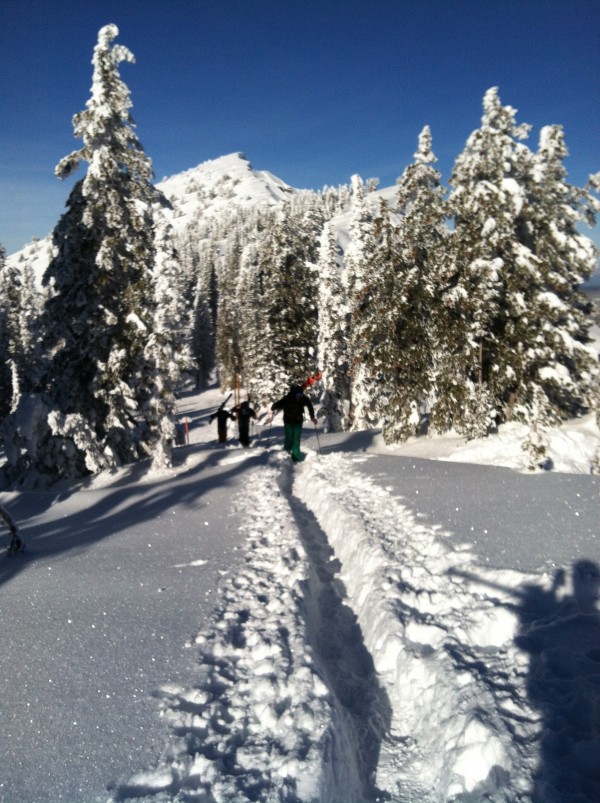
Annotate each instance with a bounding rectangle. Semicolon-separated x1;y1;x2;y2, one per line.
157;152;295;233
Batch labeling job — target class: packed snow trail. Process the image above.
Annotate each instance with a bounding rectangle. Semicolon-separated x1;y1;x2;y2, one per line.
295;453;535;800
115;451;391;802
115;444;600;802
295;452;600;802
4;410;599;802
276;457;392;800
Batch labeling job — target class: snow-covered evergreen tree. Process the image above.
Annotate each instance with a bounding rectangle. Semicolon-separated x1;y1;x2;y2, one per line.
215;233;243;391
257;204;320;394
190;278;215;389
344;175;380;430
316;223;350;431
0;244;11;422
516;127;599;423
432;88;532;438
369;126;447;442
0;244;44;423
1;24;169;483
141;217;190;470
236;237;276;408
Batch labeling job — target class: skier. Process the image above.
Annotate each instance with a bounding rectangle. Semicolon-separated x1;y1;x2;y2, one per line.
1;504;24;556
271;384;317;462
209;403;234;444
231;399;257;447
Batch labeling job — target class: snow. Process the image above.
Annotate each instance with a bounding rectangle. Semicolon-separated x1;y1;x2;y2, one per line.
3;153;296;287
2;381;599;802
156;153;295;235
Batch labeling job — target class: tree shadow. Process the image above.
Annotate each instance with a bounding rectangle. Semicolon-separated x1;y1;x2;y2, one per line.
514;560;600;801
0;443;270;589
312;428;381;456
449;561;600;800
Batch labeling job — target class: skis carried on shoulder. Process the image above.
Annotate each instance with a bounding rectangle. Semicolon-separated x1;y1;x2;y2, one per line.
212;392;233;416
302;370;322;390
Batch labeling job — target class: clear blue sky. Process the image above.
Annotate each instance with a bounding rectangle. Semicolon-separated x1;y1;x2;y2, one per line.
1;0;599;255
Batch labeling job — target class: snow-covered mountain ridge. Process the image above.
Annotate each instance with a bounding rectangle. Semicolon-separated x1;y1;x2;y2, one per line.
156;152;296;235
4;152;301;281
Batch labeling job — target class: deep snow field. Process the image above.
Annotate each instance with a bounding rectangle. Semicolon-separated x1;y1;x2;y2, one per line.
1;380;599;803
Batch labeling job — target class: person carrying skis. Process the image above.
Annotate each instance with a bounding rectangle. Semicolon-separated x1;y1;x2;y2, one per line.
209;404;234;444
231;399;257;447
271;384;317;462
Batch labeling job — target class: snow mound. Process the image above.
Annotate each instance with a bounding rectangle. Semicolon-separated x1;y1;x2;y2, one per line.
366;413;600;475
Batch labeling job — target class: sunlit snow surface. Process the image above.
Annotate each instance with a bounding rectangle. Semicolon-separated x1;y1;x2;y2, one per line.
1;381;599;802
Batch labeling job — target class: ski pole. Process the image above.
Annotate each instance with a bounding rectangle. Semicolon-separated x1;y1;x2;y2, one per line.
253;416;263;445
265;409;280;445
313;421;322;455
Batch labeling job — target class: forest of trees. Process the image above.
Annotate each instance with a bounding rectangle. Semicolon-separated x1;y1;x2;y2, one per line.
1;24;599;486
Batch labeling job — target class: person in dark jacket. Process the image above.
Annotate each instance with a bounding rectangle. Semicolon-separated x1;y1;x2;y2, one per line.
231;399;257;447
271;385;317;462
209;406;234;443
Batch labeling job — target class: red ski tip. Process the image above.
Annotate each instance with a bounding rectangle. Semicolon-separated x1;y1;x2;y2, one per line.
302;371;323;389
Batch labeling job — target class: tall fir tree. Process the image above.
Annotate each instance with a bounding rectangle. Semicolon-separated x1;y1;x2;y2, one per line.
258;205;320;396
316;223;351;431
141;216;190;470
215;233;243;392
369;127;447;443
518;126;598;420
0;307;12;423
505;128;599;465
432;87;532;438
236;237;275;408
0;244;12;423
190;278;215;390
2;24;170;483
344;175;380;430
11;258;42;396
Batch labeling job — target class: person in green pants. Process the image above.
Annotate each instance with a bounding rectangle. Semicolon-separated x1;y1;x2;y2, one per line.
271;384;317;462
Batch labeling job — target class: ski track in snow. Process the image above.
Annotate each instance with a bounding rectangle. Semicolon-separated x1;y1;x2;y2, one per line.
114;452;352;802
115;447;600;803
295;453;536;802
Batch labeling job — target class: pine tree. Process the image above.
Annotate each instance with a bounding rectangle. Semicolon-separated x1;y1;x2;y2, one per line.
215;233;243;391
344;175;380;430
141;216;190;470
316;223;351;431
2;24;168;483
517;127;599;422
258;205;320;393
0;244;11;422
190;278;215;389
236;237;275;408
432;88;532;438
0;246;44;422
15;260;42;395
370;126;447;443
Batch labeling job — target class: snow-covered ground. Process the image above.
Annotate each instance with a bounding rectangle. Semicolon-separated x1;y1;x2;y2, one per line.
1;382;599;802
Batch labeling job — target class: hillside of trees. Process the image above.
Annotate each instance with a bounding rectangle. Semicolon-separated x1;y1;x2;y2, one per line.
1;23;599;487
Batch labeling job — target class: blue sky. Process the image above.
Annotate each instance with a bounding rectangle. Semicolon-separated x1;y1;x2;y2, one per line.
1;0;599;255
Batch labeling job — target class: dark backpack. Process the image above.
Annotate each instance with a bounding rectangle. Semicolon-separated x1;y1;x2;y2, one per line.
282;390;306;423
